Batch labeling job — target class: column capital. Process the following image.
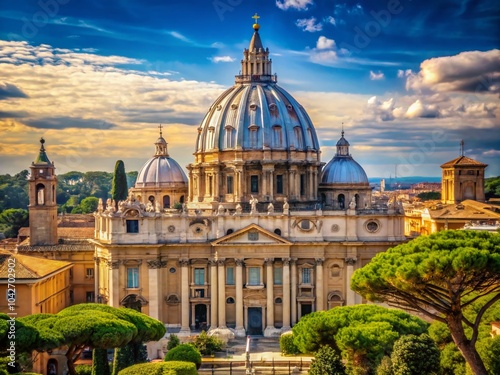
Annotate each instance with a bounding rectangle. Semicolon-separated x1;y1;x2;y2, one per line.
217;258;226;266
315;258;325;266
345;257;357;266
147;259;167;269
282;257;291;266
264;258;274;265
235;258;244;266
179;258;190;267
109;260;122;269
208;258;218;266
94;257;101;264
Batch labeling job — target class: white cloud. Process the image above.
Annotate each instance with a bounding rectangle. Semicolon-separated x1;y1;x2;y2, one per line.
276;0;313;11
316;36;335;50
370;71;385;80
310;50;338;64
325;16;336;25
209;56;236;63
406;49;500;93
405;100;440;118
296;17;323;32
397;69;412;78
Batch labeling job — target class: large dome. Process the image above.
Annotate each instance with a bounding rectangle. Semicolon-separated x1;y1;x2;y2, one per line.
135;134;188;188
196;84;319;152
321;131;369;185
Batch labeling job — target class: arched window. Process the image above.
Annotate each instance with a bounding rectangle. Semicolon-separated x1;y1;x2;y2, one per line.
179;195;185;203
36;183;45;205
338;194;345;210
274;228;281;236
355;194;360;208
163;195;171;208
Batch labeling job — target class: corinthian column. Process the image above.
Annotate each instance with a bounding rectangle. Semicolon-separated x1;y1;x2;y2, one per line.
235;259;245;336
282;258;291;330
217;258;226;328
209;259;218;329
147;259;166;320
315;258;325;311
345;257;357;306
265;258;274;334
179;258;190;333
291;258;297;325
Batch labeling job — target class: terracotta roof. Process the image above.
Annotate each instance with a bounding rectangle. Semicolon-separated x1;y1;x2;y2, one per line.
440;156;488;168
0;251;72;279
57;227;94;239
427;200;500;220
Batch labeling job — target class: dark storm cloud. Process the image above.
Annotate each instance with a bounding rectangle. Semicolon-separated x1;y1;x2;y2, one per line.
24;116;116;130
0;110;29;118
0;82;28;100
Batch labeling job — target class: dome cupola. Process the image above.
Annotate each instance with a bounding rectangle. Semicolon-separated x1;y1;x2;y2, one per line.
131;126;188;209
188;16;323;209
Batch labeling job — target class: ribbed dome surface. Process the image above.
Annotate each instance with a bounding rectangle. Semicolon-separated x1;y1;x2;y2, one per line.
135;156;187;187
321;156;369;184
195;84;320;152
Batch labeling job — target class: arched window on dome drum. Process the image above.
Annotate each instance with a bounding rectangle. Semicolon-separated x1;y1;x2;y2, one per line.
355;194;360;209
207;127;215;150
307;128;313;149
249;125;259;148
273;125;283;148
338;194;345;210
225;125;235;148
163;195;170;209
294;126;304;149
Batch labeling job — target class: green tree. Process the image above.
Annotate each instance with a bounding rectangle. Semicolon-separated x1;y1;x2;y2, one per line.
473;336;500;375
72;197;99;214
92;348;111;375
164;344;201;369
416;191;440;201
390;334;440;375
167;334;180;351
292;305;428;374
0;170;29;211
484;176;500;199
111;160;128;204
126;171;138;189
309;345;346;375
193;331;223;355
0;208;28;238
351;230;500;375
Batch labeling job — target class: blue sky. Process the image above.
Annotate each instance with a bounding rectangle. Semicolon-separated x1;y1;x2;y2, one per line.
0;0;499;178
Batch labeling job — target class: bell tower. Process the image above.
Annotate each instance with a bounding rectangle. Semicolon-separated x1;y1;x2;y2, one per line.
28;138;58;245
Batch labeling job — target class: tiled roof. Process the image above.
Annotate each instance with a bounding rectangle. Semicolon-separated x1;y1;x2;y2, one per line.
427;200;500;220
0;251;72;279
440;156;488;168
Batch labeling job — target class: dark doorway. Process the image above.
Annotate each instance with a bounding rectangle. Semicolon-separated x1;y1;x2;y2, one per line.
47;359;58;375
194;304;207;331
247;307;263;335
301;303;312;317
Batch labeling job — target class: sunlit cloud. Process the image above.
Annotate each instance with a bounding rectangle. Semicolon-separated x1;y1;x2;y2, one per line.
276;0;313;11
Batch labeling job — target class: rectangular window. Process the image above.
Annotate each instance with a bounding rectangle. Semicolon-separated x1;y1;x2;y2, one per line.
127;267;139;288
302;268;311;284
126;220;139;233
251;175;259;193
86;268;94;279
274;267;283;285
300;174;306;196
194;268;205;285
227;176;234;194
226;267;235;285
248;267;261;286
276;175;283;194
86;291;95;302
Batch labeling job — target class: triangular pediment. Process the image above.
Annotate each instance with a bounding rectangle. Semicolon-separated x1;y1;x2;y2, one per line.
212;224;292;246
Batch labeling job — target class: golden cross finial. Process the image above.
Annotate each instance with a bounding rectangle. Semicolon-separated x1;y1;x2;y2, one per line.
252;13;260;24
158;124;163;135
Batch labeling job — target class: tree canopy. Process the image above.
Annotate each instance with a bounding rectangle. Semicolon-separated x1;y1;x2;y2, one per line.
111;160;128;204
351;230;500;375
0;208;28;238
291;304;428;374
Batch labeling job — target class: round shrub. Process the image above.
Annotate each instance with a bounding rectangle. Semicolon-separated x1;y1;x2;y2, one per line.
164;344;202;369
280;332;299;355
391;334;440;375
118;361;196;375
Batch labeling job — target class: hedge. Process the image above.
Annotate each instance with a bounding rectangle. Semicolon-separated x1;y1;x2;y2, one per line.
164;344;202;369
117;361;196;375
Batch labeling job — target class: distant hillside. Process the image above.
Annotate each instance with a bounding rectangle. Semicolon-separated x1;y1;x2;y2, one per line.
368;176;441;184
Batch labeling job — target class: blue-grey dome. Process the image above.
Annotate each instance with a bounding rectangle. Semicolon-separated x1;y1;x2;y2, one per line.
135;134;188;188
321;156;369;184
195;83;320;152
320;131;369;185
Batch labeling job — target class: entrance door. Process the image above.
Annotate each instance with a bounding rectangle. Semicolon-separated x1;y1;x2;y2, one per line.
194;304;207;331
301;303;312;317
247;307;263;335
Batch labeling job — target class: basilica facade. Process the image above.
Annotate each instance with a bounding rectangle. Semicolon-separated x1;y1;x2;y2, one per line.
90;21;406;338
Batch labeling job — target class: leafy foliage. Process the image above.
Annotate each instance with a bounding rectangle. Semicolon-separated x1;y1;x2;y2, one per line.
192;331;223;355
0;170;29;212
375;356;392;375
292;305;428;374
485;176;500;199
75;364;92;375
308;345;346;375
117;361;196;375
167;334;180;350
92;348;111;375
351;230;500;375
71;197;99;214
280;332;300;355
111;160;128;203
164;344;201;369
0;208;28;238
416;191;441;201
390;334;440;375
